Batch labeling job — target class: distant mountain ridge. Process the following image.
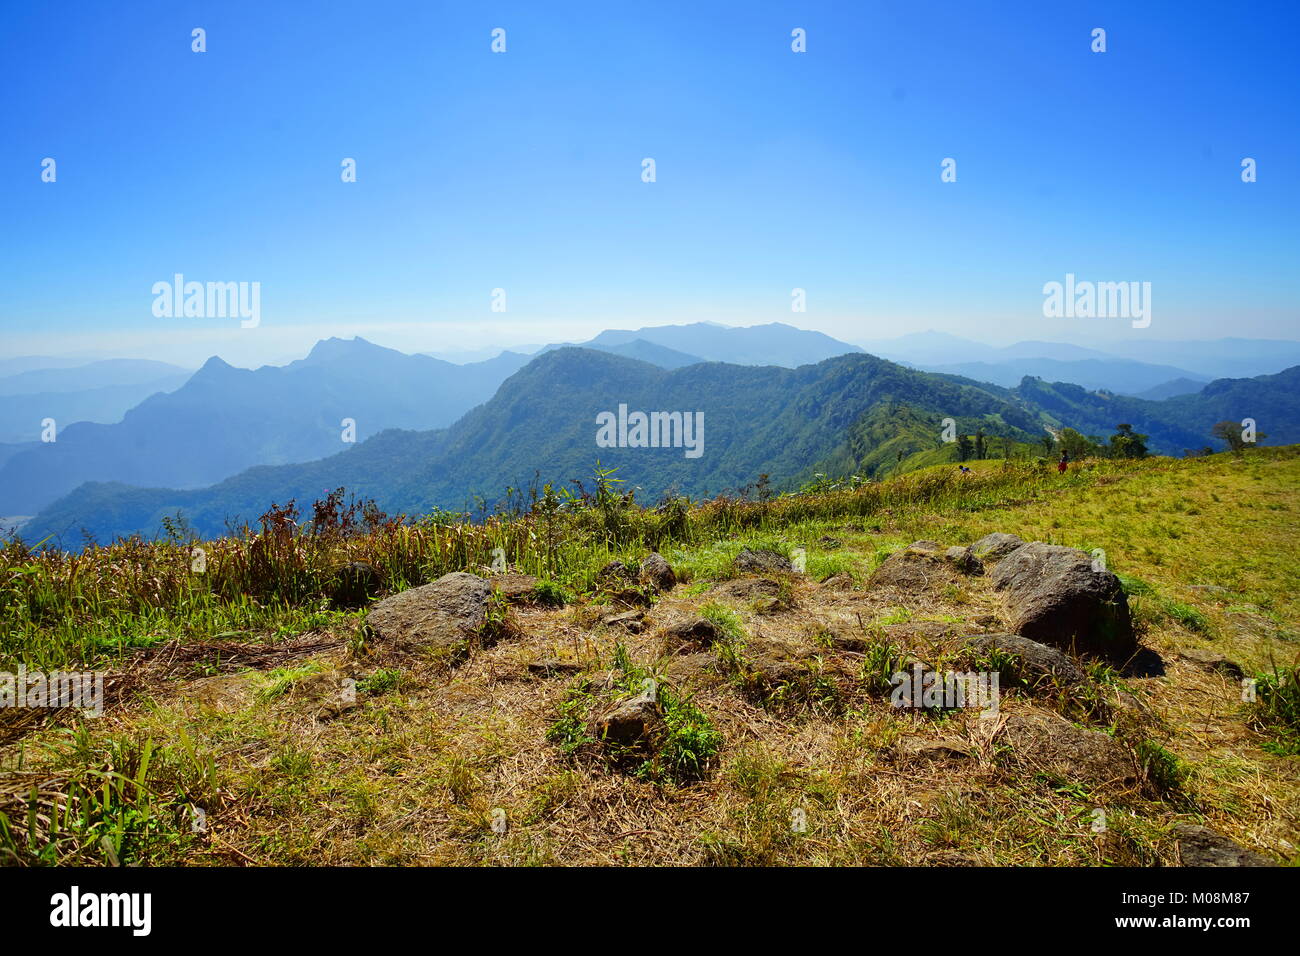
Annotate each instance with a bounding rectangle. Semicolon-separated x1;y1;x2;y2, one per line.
0;359;192;396
861;330;1300;381
915;357;1211;396
0;323;862;515
583;321;863;367
11;325;1300;541
20;347;1044;544
24;346;1300;548
0;338;531;516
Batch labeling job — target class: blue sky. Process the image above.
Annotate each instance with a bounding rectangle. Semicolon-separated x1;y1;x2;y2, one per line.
2;0;1297;366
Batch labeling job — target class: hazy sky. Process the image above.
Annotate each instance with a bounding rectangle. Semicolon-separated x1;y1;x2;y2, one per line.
2;1;1297;367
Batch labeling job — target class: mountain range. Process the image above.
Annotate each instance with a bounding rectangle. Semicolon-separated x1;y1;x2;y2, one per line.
0;340;531;516
18;341;1300;547
7;322;1300;544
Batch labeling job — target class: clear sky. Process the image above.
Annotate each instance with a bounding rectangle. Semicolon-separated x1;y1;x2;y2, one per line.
2;0;1297;367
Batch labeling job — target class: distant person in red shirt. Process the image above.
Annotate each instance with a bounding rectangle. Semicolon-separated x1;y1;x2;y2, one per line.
1058;451;1069;474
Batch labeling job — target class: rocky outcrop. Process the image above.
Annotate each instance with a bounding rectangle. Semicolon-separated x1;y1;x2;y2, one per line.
734;548;793;575
366;572;497;654
990;543;1136;661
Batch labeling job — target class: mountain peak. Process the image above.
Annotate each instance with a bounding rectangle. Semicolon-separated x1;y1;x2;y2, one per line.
193;355;237;377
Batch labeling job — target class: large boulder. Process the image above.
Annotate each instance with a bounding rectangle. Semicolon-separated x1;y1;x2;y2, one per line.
366;572;496;653
990;543;1136;661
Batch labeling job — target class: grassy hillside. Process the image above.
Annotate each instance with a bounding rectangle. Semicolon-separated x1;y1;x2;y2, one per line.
2;448;1296;866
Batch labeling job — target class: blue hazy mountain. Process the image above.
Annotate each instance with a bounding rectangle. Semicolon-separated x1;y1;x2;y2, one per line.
0;338;531;516
583;322;864;367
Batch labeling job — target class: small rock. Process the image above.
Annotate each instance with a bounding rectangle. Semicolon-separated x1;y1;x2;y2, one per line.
367;572;497;653
315;697;361;722
601;609;645;632
870;548;958;592
527;659;584;678
639;552;677;592
592;690;660;746
893;737;974;762
716;577;785;605
970;532;1026;563
818;572;857;591
596;561;650;606
662;618;724;650
597;560;637;584
753;596;786;615
734;548;793;574
1172;824;1270;867
925;849;980;866
663;652;719;683
736;637;819;688
882;619;962;643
